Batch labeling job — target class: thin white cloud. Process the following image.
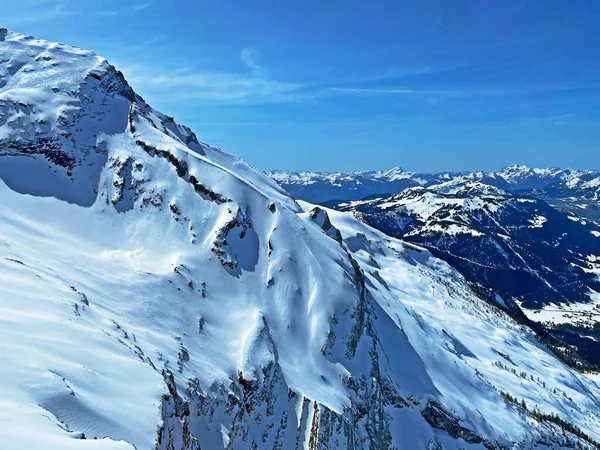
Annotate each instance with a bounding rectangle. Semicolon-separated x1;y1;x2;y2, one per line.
115;48;460;106
328;87;458;95
123;67;308;104
132;1;153;12
321;62;469;89
3;0;78;24
193;121;381;126
121;64;461;105
95;1;153;17
116;45;314;105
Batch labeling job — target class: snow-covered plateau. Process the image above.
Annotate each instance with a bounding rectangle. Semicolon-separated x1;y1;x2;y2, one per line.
2;29;600;450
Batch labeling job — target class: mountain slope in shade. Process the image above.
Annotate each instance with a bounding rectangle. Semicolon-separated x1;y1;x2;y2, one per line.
3;29;600;450
532;174;600;221
335;180;600;309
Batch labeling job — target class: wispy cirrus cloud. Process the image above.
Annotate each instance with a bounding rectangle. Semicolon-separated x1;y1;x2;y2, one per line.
2;0;152;24
95;1;153;17
132;1;153;12
141;72;307;103
116;47;597;108
119;47;461;106
2;0;79;25
120;47;311;105
96;9;119;17
327;87;459;96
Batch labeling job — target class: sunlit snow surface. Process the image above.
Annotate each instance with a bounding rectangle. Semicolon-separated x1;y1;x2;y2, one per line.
519;258;600;326
2;30;600;450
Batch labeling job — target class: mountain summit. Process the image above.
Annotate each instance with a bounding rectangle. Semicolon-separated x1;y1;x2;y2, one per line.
2;30;600;450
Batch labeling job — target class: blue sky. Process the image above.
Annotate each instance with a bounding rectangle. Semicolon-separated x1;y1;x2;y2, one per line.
3;0;600;172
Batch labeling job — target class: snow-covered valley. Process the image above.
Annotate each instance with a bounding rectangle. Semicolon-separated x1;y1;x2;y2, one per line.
2;29;600;450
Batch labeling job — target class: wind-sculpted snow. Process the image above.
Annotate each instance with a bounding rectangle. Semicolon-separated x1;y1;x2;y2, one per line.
2;29;600;450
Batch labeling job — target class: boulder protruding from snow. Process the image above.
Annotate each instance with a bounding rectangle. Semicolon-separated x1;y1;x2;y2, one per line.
309;206;343;244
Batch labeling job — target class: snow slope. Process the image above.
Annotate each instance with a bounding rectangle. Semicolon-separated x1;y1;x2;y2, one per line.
2;29;600;450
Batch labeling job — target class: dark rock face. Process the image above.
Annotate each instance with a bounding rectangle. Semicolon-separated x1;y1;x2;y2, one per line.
189;174;229;204
155;359;407;450
87;64;137;103
136;139;188;178
309;207;343;244
421;401;487;446
156;370;202;450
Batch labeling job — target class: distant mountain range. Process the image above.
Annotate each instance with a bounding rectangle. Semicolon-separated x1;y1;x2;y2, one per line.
268;165;600;220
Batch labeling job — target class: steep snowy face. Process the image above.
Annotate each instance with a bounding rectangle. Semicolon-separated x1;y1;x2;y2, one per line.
336;181;600;309
3;29;600;450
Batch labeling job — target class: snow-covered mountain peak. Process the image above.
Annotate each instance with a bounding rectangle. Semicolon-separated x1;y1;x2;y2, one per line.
0;29;134;204
496;164;586;188
432;178;509;197
565;175;600;190
0;29;295;212
499;163;531;172
0;29;106;89
362;183;508;223
372;165;405;179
